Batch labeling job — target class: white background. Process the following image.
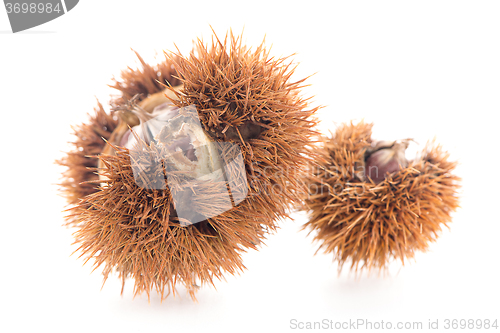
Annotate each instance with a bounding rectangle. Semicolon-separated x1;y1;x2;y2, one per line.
1;1;499;332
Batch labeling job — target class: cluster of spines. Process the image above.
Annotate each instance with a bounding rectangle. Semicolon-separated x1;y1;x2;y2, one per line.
59;31;319;300
304;122;460;272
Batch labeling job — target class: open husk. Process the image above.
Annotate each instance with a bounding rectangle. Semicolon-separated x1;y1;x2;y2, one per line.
303;122;460;272
58;31;319;300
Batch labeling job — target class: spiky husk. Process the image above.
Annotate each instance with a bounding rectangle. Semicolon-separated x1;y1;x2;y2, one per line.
59;32;319;300
58;102;118;205
304;122;460;272
109;50;182;107
58;51;181;204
